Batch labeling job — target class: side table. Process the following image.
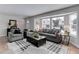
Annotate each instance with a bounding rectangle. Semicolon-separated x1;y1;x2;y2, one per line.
62;32;70;45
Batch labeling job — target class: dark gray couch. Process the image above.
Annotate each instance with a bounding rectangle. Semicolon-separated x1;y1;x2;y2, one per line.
23;29;62;44
38;29;62;44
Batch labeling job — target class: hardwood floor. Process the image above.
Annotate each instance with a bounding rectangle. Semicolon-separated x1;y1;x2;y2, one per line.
68;44;79;54
0;36;79;54
0;36;8;53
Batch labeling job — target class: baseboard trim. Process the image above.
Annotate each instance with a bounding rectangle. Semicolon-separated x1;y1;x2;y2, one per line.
0;35;6;37
70;42;79;48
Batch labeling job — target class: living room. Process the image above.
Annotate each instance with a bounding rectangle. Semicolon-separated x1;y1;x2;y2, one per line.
0;4;79;54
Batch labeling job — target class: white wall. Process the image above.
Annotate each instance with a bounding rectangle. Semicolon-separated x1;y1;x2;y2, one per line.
25;17;34;30
25;5;79;48
0;14;25;36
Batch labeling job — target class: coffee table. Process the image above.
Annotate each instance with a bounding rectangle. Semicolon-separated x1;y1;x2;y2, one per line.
27;36;46;47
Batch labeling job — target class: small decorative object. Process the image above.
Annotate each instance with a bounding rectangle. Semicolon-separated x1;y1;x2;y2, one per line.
32;32;39;38
64;30;68;35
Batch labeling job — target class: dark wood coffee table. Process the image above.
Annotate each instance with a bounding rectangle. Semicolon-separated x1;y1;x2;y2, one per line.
27;36;46;47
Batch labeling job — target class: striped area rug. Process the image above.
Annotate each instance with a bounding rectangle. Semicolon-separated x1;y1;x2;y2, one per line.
7;39;68;54
43;41;62;54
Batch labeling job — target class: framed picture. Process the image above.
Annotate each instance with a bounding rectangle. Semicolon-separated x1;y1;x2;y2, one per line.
9;20;17;27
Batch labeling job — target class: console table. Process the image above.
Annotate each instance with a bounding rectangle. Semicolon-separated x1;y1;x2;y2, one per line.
61;32;70;45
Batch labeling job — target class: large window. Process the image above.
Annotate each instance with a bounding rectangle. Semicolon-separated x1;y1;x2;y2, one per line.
51;16;64;30
69;13;77;36
41;12;77;35
42;18;50;29
41;16;64;30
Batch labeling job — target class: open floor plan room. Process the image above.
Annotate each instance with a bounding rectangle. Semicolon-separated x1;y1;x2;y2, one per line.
0;4;79;54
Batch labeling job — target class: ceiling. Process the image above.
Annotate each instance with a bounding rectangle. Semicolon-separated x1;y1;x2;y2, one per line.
0;4;75;18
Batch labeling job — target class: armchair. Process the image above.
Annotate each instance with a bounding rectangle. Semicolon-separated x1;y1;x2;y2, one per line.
8;28;23;42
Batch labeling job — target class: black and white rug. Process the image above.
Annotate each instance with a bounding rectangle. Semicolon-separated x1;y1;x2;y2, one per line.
6;39;69;54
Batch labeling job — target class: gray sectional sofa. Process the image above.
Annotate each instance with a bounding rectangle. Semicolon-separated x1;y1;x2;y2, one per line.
38;29;62;43
23;29;62;44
